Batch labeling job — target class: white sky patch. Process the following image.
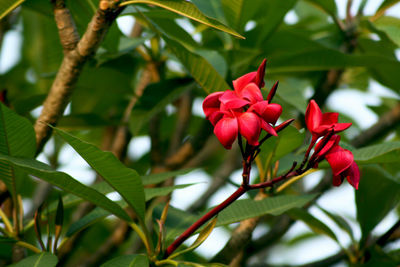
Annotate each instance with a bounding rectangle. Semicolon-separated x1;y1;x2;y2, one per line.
171;169;211;210
116;15;135;36
244;20;256;32
192;97;205;117
0;30;22;74
127;136;151;160
284;10;299;25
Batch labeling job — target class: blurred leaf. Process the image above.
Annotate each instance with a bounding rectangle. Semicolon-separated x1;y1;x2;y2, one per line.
353;141;400;165
145;184;195;201
121;0;244;39
221;0;244;30
129;78;192;135
169;217;218;259
0;0;24;19
356;165;400;243
274;78;309;113
100;254;149;267
305;0;337;16
288;208;338;241
192;0;225;21
0;153;131;221
66;206;108;237
0;103;36;200
10;252;58;267
373;16;400;47
163;36;230;93
374;0;400;19
318;206;355;241
53;127;146;223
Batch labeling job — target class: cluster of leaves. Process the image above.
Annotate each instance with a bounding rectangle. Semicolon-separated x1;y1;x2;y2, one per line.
0;0;400;266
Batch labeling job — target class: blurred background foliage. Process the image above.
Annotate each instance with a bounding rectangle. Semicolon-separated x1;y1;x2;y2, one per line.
0;0;400;266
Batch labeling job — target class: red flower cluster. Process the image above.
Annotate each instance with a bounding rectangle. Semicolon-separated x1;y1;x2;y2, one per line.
203;60;282;149
306;100;360;189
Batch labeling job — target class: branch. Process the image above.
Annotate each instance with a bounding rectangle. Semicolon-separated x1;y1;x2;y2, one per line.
351;103;400;148
34;1;124;153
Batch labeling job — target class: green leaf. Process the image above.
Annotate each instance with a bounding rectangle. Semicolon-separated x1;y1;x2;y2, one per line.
0;103;36;199
305;0;337;16
100;254;149;267
318;206;355;242
375;0;400;17
64;184;194;236
120;0;244;39
353;141;400;164
0;0;24;20
162;35;230;93
10;252;58;267
218;194;316;226
288;208;338;242
0;154;131;222
356;165;400;242
169;217;218;259
162;194;316;240
53;127;146;222
373;16;400;47
221;0;244;30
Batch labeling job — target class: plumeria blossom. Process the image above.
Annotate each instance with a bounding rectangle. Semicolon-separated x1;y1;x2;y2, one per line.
312;135;360;189
203;60;282;149
305;100;352;142
305;100;360;189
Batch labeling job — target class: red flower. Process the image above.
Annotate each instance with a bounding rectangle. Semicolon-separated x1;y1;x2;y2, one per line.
305;100;352;142
312;135;360;189
203;60;282;149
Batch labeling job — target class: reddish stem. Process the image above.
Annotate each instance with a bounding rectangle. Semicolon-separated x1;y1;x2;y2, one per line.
164;185;247;257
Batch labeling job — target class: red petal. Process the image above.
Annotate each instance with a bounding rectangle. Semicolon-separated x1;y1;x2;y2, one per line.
305;100;322;133
345;162;360;190
219;90;249;109
239;83;264;103
260;119;277;136
238;112;261;146
214;116;238;149
325;146;354;176
262;103;282;124
208;111;224;126
266;80;278;102
249;101;268;116
255;59;267;88
332;122;352;132
315;135;340;158
332;174;344;187
321;112;338;125
233;72;257;93
203;91;223;117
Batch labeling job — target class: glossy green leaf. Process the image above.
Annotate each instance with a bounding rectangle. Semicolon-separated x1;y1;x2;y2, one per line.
218;194;316;226
162;36;230;93
120;0;244;39
305;0;337;16
288;208;338;241
356;165;400;242
0;103;36;199
0;153;131;222
353;141;400;164
169;217;218;259
0;0;24;20
53;127;146;222
10;252;58;267
66;206;109;237
373;16;400;47
100;254;149;267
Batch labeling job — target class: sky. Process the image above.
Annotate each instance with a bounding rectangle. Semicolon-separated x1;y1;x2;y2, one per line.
1;0;400;265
